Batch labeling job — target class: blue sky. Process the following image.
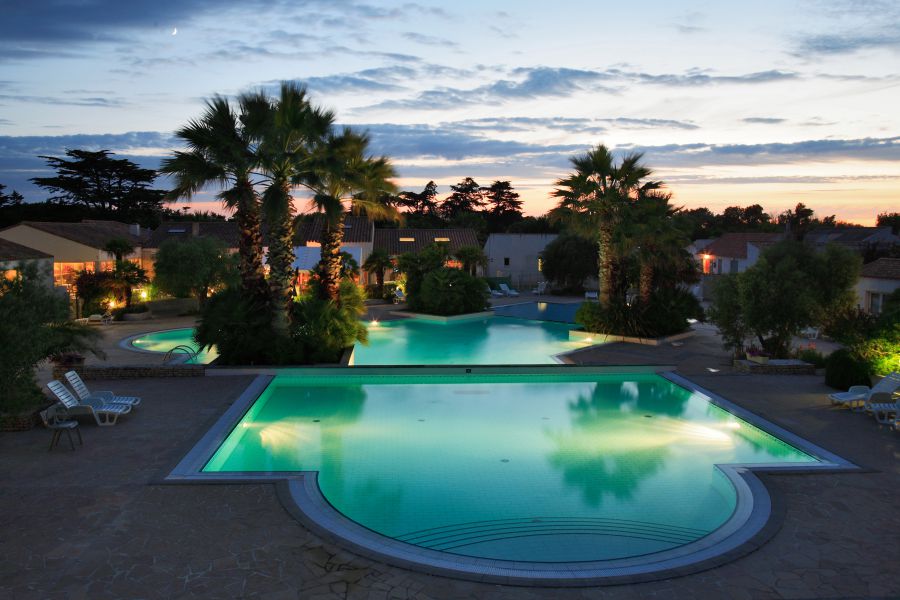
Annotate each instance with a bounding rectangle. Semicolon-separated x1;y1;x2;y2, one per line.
1;0;898;222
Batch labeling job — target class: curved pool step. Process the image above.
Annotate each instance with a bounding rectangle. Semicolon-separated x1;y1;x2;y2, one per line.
396;517;710;551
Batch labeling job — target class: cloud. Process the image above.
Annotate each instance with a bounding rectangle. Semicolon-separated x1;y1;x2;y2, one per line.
303;75;405;94
796;31;900;55
612;68;799;86
742;117;787;124
402;32;458;48
0;93;125;107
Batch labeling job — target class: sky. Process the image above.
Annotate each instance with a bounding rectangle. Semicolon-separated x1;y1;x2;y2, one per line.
0;0;898;224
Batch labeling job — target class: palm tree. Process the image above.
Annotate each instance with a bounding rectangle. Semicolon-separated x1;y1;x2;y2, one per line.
552;144;663;308
454;245;487;277
632;193;690;304
303;128;399;303
160;96;268;303
362;248;392;296
248;83;334;331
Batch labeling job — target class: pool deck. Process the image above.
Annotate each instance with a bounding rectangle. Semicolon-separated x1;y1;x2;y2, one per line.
3;304;898;598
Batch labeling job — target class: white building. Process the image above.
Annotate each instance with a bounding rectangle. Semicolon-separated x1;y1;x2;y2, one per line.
856;258;900;314
483;233;557;288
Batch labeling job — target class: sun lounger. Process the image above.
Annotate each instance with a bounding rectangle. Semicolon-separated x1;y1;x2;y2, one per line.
498;283;519;297
47;380;131;426
532;281;547;295
868;396;900;423
584;290;599;301
829;372;900;411
65;370;141;408
393;288;406;304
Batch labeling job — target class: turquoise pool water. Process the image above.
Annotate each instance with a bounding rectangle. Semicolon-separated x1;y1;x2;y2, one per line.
355;317;590;365
129;328;218;364
493;301;581;323
204;372;818;562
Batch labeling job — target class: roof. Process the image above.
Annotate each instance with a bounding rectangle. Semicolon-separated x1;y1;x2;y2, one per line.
291;246;362;271
374;228;480;255
702;233;783;259
296;215;373;245
807;227;896;244
146;221;240;248
0;238;53;261
860;257;900;281
7;220;143;249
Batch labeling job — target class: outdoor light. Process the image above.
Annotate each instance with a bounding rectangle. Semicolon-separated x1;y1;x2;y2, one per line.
140;289;148;300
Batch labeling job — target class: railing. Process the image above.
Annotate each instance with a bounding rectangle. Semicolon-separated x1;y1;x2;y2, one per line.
162;344;198;364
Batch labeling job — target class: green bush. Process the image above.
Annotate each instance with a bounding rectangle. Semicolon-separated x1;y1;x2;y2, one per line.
824;348;872;390
417;268;490;316
575;288;702;338
195;288;286;365
291;279;368;363
795;347;826;368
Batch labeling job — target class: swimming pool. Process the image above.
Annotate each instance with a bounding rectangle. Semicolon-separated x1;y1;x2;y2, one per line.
492;301;581;323
355;316;591;365
126;328;218;364
182;368;841;579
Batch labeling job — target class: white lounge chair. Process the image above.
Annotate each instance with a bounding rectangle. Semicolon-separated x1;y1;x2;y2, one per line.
65;370;141;408
532;281;547;295
499;283;519;297
869;397;900;424
47;380;131;426
829;372;900;411
584;290;599;301
39;405;82;451
393;288;406;304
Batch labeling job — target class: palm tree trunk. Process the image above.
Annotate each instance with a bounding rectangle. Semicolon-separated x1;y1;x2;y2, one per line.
266;186;296;333
319;213;345;302
234;180;267;301
598;229;613;308
639;260;654;304
375;269;385;296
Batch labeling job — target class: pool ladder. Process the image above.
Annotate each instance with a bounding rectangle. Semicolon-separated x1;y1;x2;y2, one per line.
162;344;199;364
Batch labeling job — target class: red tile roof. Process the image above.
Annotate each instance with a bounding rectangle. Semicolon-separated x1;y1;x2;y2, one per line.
701;233;783;259
861;257;900;280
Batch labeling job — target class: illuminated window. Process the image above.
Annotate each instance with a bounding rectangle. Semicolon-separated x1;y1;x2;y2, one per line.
537;258;543;272
399;237;415;242
3;269;18;281
434;237;450;242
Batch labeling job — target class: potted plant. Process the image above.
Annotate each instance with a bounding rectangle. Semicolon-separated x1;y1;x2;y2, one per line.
746;345;770;364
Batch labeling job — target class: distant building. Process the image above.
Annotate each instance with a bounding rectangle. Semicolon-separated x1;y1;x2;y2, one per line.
483;233;558;288
0;238;54;286
0;220;145;294
696;232;783;275
143;221;240;278
373;228;480;284
856;258;900;314
805;227;899;253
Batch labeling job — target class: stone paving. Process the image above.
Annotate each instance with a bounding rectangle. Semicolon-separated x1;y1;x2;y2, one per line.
2;314;899;599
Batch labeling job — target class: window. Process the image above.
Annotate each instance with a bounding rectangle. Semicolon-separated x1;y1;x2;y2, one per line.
434;237;450;242
399;237;415;242
537;258;543;272
729;259;739;274
167;228;186;233
503;257;510;266
868;292;884;315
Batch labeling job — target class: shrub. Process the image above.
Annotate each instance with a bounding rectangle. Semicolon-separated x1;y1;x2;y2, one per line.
195;288;285;365
291;279;368;363
154;237;237;309
795;347;826;368
417;268;489;316
540;233;598;292
575;288;702;338
824;348;872;390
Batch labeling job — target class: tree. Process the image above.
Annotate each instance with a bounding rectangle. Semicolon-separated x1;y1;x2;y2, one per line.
632;195;695;303
304;128;398;303
249;82;334;330
707;275;749;358
153;237;236;309
161;95;268;304
31;149;165;215
362;248;392;296
483;180;522;231
440;177;484;220
104;238;134;263
1;264;103;414
777;202;816;240
552;144;663;307
0;184;24;208
877;212;900;235
454;245;487;276
398;181;439;215
709;240;860;357
540;234;598;292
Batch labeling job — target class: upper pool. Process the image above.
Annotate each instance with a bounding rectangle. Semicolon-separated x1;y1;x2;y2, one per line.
127;328;218;364
354;315;591;365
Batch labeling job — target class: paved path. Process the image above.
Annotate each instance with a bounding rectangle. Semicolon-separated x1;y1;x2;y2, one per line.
3;319;899;598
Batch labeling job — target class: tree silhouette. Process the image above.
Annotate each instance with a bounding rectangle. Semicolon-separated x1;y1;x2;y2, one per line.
440;177;484;220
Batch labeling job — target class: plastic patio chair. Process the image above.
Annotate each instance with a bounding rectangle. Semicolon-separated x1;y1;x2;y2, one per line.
39;405;82;451
64;370;141;408
46;380;131;426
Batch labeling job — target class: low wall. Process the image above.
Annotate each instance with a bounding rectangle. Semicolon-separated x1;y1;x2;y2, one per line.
54;364;206;380
568;329;695;346
733;359;815;375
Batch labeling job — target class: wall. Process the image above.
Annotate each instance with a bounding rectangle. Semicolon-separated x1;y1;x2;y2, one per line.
855;277;900;313
483;234;557;288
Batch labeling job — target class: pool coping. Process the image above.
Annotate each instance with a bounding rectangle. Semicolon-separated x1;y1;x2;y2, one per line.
164;366;859;586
